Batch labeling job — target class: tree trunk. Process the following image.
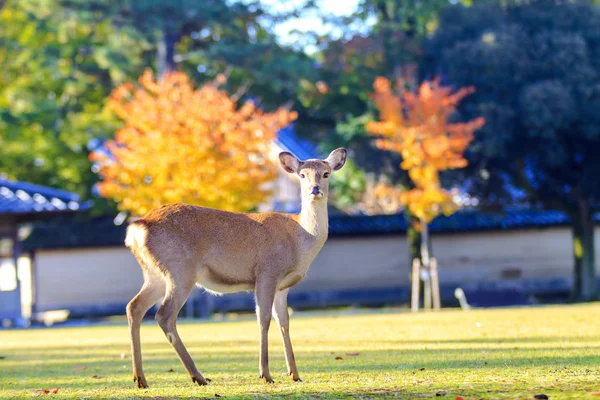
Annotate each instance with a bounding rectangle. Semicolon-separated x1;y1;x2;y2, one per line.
420;217;432;309
420;217;430;267
157;22;178;78
406;211;421;267
570;197;596;301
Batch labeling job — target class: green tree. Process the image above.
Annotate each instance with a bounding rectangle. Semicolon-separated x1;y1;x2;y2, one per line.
0;0;315;209
425;0;600;300
0;0;146;207
105;0;318;109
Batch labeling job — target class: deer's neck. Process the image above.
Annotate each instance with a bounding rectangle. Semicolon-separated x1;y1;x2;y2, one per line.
299;199;329;241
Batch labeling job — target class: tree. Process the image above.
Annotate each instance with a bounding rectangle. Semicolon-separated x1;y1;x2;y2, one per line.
366;76;483;266
0;0;145;208
0;0;314;210
296;0;472;265
102;0;318;109
90;71;297;216
298;0;474;120
425;0;600;300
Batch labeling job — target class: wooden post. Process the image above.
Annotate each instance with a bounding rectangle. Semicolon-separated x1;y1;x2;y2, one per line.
411;258;420;312
419;218;432;310
431;257;441;311
423;268;432;310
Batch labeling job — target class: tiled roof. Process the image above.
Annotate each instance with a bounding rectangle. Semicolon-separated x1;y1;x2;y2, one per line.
329;208;598;236
274;125;320;160
0;179;92;217
22;207;598;251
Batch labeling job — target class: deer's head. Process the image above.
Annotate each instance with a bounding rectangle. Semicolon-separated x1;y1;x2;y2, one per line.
279;148;347;203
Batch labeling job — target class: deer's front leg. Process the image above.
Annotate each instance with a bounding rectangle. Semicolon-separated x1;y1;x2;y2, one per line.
273;289;301;381
255;279;277;383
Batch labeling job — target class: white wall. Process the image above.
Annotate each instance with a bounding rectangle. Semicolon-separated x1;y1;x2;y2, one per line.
431;228;577;284
297;235;410;291
32;227;600;312
35;248;142;312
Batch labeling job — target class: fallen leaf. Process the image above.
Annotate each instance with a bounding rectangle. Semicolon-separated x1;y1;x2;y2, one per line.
587;392;600;396
73;366;87;371
41;388;59;394
91;375;103;379
345;352;360;356
335;356;343;360
534;395;548;400
214;394;222;398
167;368;175;373
455;397;464;400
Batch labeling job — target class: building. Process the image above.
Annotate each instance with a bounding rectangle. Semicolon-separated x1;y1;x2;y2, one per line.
263;124;321;213
0;179;91;326
20;208;600;320
4;128;600;323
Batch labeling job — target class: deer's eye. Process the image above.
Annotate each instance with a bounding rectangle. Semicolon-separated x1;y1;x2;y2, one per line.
323;172;330;178
299;173;305;179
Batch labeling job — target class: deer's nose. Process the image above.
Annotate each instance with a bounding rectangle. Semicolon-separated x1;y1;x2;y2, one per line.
311;186;321;195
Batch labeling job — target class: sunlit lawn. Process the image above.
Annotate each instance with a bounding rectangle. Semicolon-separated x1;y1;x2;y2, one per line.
1;303;600;399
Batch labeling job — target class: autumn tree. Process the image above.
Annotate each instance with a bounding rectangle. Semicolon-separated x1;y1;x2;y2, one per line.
90;70;297;216
367;77;483;222
366;77;484;279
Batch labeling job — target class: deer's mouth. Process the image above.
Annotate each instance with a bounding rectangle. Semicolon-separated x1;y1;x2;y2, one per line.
309;192;325;200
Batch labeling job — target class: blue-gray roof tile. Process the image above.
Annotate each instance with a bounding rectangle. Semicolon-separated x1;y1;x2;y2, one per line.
21;207;599;251
0;179;92;216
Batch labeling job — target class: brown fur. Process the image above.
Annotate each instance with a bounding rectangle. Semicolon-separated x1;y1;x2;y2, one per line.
125;148;347;388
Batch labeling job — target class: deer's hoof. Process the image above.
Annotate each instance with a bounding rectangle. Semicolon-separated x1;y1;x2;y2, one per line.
289;371;302;382
260;374;275;384
192;376;208;386
134;375;149;389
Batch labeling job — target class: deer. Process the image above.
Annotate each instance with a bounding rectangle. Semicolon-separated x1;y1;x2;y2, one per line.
124;148;347;388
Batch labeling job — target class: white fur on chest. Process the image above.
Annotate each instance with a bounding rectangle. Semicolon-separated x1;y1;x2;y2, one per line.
277;234;325;291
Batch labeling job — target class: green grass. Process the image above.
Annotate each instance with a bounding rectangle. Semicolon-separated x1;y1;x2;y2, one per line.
1;303;600;399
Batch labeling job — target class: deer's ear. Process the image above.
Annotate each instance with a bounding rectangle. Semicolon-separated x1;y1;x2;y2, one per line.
279;152;301;174
325;148;347;171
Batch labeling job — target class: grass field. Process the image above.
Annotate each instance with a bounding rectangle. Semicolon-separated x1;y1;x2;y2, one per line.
1;303;600;399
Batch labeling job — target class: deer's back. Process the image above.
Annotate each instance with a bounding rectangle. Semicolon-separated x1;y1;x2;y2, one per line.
130;203;306;287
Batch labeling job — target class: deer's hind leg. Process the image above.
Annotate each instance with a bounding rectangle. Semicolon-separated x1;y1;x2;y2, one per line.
156;273;208;386
127;266;166;388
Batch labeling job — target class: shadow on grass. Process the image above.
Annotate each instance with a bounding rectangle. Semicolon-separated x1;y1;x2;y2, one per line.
4;342;600;374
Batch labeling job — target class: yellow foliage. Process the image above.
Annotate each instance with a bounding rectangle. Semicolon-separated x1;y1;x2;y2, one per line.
366;77;484;224
91;70;297;216
400;187;459;224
